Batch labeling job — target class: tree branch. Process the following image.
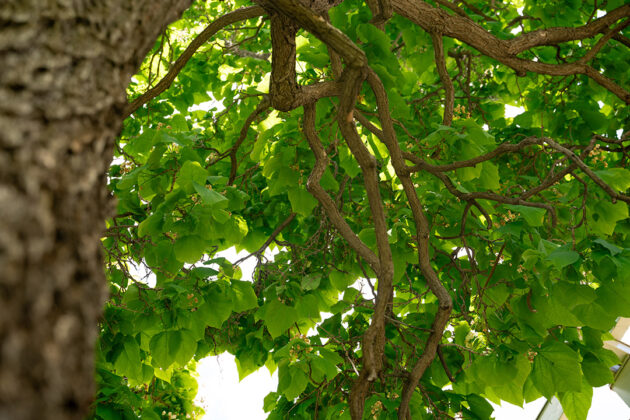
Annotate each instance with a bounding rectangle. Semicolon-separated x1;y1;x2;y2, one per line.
124;6;266;117
393;0;630;103
430;33;454;126
363;69;453;420
233;212;296;266
303;103;380;271
228;95;271;185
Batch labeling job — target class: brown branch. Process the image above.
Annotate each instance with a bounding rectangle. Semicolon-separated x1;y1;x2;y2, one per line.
506;4;630;54
362;69;453;420
233;212;296;266
269;12;299;111
258;3;396;416
579;18;630;63
338;69;396;420
124;6;266;117
432;168;559;227
612;32;630;47
541;137;630;204
303;103;380;271
392;0;630;103
255;0;366;68
430;33;454;126
437;346;455;383
403;137;539;173
228;96;271;185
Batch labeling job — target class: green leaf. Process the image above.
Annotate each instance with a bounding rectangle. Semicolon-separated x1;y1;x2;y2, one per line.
138;212;163;238
173;235;206;263
193;181;229;208
594;168;630;191
173;329;197;366
593;238;623;255
467;394;494;419
296;294;320;320
199;285;234;328
530;341;582;398
170;114;189;131
114;336;143;382
177;160;208;194
301;273;321;291
558;378;593;420
578;108;607;131
258;301;299;338
149;330;197;369
546;248;580;268
285;366;308;400
330;271;353;290
506;205;546;227
125;128;158;156
581;352;614;387
479;162;500;190
231;280;258;312
287;188;318;217
590;201;628;236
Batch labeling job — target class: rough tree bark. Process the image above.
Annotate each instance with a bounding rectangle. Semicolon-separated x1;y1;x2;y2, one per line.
0;2;191;419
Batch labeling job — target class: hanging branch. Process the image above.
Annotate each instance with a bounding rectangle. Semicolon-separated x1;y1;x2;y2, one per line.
124;6;266;117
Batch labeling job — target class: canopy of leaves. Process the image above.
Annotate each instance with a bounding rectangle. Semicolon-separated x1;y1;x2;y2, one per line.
96;0;630;419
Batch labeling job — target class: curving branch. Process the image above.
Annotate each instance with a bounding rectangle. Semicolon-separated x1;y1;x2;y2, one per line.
228;96;271;185
393;0;630;103
505;4;630;54
303;103;380;271
337;68;396;420
124;6;266;117
430;33;454;126
363;69;453;420
542;137;630;204
403;137;539;173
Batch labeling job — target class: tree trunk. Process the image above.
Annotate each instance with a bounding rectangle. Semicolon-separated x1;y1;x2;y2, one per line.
0;2;191;419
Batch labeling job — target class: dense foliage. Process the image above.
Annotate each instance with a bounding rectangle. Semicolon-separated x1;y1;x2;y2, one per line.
96;0;629;418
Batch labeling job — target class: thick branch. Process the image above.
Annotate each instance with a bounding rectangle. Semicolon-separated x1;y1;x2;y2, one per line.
430;33;454;126
269;13;299;111
124;6;265;117
506;5;630;54
393;0;630;103
338;69;396;420
303;104;380;271
363;69;453;420
256;0;367;67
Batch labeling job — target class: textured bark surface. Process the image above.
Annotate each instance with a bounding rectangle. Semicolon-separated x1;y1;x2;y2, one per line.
0;1;191;419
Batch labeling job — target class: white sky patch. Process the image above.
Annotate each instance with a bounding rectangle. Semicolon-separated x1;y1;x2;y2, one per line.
587;386;630;419
352;277;376;301
505;105;525;118
491;398;546;419
195;247;278;420
491;385;630;419
196;353;277;419
189;97;224;113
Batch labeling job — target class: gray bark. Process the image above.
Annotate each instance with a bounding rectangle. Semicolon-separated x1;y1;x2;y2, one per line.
0;1;191;419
